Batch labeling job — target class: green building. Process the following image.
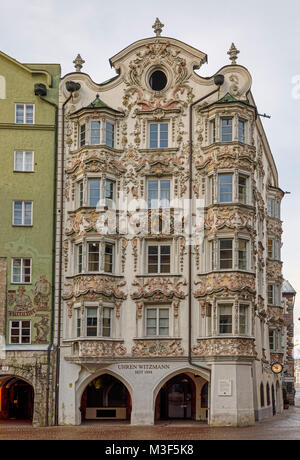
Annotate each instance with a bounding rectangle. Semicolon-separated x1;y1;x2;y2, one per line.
0;51;60;426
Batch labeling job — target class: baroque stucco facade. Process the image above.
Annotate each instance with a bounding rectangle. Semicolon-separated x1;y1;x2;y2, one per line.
55;28;285;427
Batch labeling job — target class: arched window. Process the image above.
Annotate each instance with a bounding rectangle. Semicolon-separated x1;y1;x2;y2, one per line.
260;383;265;408
201;382;209;408
267;383;271;406
0;75;6;99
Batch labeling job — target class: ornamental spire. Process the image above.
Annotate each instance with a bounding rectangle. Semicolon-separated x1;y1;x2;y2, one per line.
227;43;240;65
152;18;164;37
73;54;85;72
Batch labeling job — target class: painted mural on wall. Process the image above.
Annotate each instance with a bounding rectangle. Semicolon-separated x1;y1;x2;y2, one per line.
7;275;51;344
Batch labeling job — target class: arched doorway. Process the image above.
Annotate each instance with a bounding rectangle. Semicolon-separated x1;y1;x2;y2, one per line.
0;376;34;422
80;374;131;423
272;384;276;416
155;374;196;421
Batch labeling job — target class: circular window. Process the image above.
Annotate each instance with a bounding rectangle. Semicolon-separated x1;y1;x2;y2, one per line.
149;70;168;91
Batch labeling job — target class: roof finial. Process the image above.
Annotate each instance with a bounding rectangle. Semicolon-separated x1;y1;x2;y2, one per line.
73;54;85;72
227;43;240;65
152;18;164;37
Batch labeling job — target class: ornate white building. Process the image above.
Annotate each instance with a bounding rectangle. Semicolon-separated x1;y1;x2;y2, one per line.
55;20;285;427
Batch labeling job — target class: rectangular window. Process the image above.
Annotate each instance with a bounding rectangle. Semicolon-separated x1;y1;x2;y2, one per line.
102;307;112;337
238;239;248;270
219;239;233;270
209;176;215;204
238;119;246;143
90;121;101;145
14;151;34;172
268;239;274;259
10;320;31;344
239;304;249;335
268;284;275;305
149;123;168;149
148;179;170;209
77;244;83;274
210;119;216;144
146;308;169;337
148;245;171;274
12;258;32;284
269;330;275;351
268;198;281;219
219;304;233;334
80;123;86;147
221;118;233;142
238;174;248;204
13;201;33;226
76;310;81;338
87;243;100;272
209;240;215;271
104;244;114;273
219;174;233;203
88;179;101;207
79;181;84;207
15;104;34;124
105;180;114;201
86;308;98;337
106;122;115;148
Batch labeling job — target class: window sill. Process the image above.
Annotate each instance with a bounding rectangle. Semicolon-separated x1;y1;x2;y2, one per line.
64;338;123;343
136;274;181;278
133;337;182;341
13;171;35;174
12;225;33;228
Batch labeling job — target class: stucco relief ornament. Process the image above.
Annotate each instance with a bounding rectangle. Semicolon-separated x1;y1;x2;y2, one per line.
132;278;187;301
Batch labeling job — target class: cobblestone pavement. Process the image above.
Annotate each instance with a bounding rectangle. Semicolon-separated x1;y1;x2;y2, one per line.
1;404;300;440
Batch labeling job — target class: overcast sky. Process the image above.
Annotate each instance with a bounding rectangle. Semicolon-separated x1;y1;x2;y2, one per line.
1;0;300;350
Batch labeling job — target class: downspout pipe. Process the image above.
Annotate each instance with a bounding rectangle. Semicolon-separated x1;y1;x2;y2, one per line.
188;75;225;376
34;87;58;427
55;81;81;426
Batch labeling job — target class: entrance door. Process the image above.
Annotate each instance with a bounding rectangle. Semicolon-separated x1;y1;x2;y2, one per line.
0;377;34;421
157;374;195;421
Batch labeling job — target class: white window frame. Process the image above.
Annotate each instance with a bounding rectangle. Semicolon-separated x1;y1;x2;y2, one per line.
220;117;233;142
105;121;115;148
15;104;35;124
13;201;33;226
9;320;31;345
147;243;171;275
89;120;101;145
11;258;32;284
86;242;101;273
218;303;233;335
87;178;101;207
85;306;99;337
149;122;169;149
147;178;171;209
14;151;34;172
145;306;170;337
239;303;250;336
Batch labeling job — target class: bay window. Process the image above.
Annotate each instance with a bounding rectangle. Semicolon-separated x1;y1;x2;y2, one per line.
221;118;233;142
219;239;233;270
87;243;100;272
219;304;233;334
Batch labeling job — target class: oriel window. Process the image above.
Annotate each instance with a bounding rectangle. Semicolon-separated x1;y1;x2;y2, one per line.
219;239;233;270
219;174;233;203
90;121;101;145
87;243;100;272
219;304;233;334
86;308;98;337
221;118;233;142
88;179;101;207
